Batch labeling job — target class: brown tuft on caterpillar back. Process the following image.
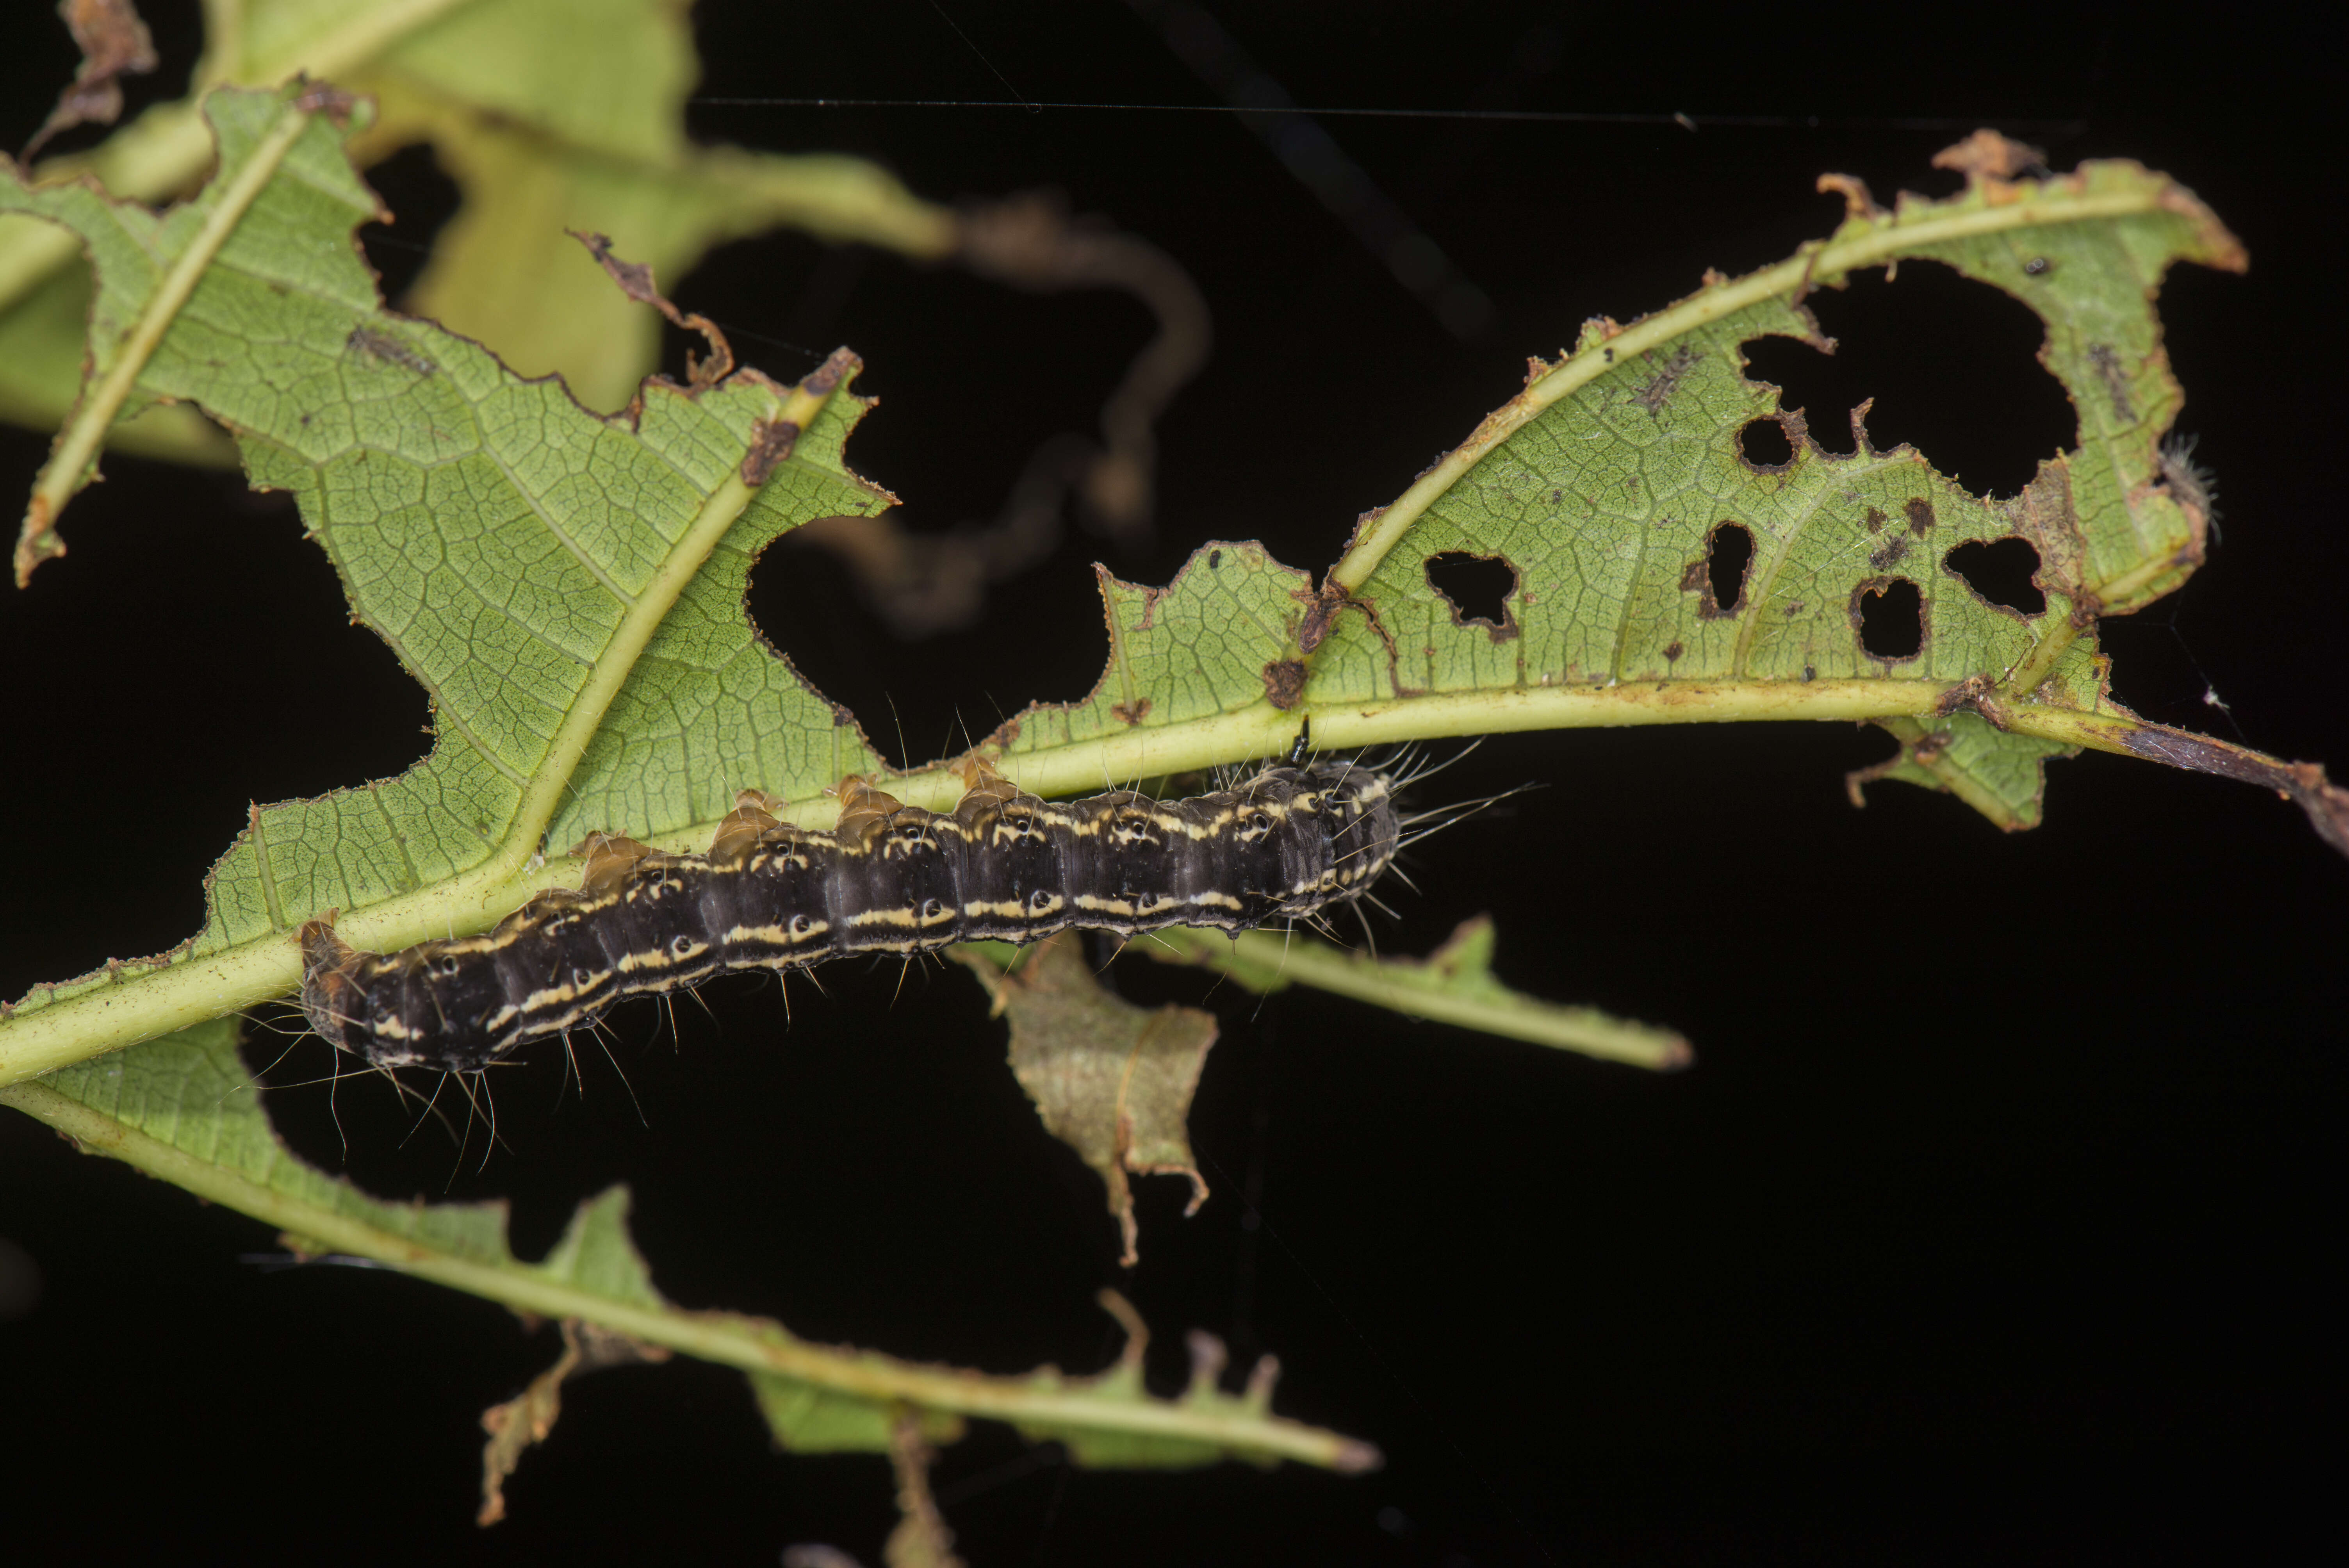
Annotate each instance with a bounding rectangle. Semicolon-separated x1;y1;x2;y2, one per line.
295;917;362;1056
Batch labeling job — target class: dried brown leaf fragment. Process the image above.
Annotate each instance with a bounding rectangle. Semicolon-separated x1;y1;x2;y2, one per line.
23;0;158;161
958;933;1216;1266
477;1319;670;1527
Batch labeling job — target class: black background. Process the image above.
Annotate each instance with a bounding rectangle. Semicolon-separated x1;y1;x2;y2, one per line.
2;4;2342;1564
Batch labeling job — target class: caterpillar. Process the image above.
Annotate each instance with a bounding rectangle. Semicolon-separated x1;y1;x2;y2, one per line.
298;750;1402;1072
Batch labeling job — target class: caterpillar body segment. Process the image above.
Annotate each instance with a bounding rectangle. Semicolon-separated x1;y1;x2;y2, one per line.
298;760;1401;1071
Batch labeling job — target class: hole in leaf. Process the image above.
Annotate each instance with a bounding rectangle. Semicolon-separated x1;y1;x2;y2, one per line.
1944;537;2046;616
1740;259;2072;494
746;519;1105;770
1853;577;1925;660
1424;551;1517;629
1738;418;1795;469
1704;522;1754;615
356;142;463;306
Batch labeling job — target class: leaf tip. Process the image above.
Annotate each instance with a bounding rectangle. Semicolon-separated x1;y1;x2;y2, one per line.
1930;128;2049;185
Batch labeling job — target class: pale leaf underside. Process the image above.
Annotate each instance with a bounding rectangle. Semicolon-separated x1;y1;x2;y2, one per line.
2;94;2332;1506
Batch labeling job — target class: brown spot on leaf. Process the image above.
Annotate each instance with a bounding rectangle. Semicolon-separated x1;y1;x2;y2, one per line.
1903;497;1937;535
1816;172;1884;221
1296;578;1348;654
1109;697;1152;725
1262;659;1307;709
345;326;437;377
1869;535;1911;570
738;417;799;486
1847;397;1879;457
1932;129;2049;185
1663;641;1684;663
799;346;856;397
1631;346;1702;416
290;82;360;121
1864;506;1887;534
1933;672;2000;721
2085;342;2137;421
569;231;734;387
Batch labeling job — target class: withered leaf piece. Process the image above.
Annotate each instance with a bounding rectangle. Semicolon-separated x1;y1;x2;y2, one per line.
959;933;1216;1266
23;0;158;161
477;1318;670;1526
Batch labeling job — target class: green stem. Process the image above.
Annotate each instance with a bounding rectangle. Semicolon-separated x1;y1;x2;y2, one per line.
6;671;2318;1089
14;101;315;583
1142;927;1691;1071
0;1078;1374;1472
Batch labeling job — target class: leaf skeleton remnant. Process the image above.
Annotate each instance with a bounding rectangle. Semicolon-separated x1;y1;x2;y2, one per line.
5;1019;1377;1486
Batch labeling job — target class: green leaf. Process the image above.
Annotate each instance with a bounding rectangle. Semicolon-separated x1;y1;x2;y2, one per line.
0;1019;1373;1476
1007;1293;1339;1472
1299;140;2244;832
1;84;383;579
0;258;235;468
750;1373;956;1457
936;137;2342;855
8;120;2338;1093
0;86;897;1080
0;0;955;450
958;934;1219;1267
335;0;957;412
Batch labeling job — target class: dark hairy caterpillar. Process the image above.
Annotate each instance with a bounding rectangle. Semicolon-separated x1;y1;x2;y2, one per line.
299;753;1401;1071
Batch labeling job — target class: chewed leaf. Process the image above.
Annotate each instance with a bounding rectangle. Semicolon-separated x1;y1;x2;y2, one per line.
478;1320;672;1527
751;1374;963;1457
958;934;1217;1267
1;86;895;1070
1148;919;1692;1072
1009;1293;1377;1473
1;86;384;579
4;117;2334;1098
1288;135;2243;831
0;1;959;444
0;1021;1374;1486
